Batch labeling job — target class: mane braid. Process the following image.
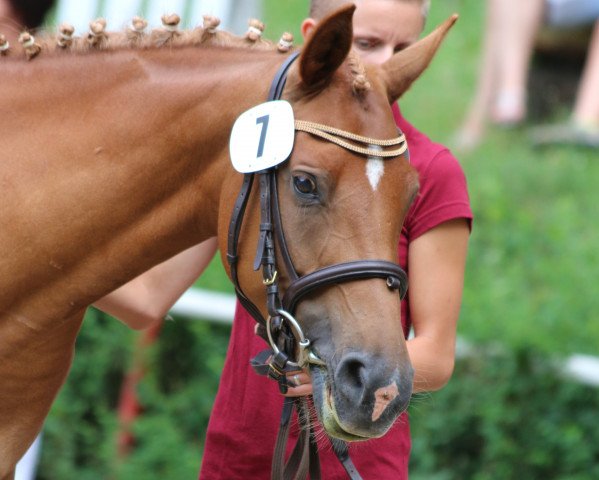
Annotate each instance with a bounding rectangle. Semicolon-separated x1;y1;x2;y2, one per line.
348;51;371;95
0;15;289;61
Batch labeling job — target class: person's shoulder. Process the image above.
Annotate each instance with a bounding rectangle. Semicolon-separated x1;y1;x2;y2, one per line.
393;104;472;237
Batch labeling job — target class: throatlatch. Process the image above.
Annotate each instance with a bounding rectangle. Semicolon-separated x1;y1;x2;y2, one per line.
226;50;409;480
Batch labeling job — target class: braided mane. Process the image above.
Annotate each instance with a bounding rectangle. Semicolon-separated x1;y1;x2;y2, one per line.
1;12;370;95
0;14;295;61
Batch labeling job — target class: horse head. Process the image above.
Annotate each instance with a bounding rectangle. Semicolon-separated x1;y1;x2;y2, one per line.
220;5;457;441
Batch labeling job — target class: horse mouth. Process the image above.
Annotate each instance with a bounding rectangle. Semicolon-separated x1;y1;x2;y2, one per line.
310;367;372;442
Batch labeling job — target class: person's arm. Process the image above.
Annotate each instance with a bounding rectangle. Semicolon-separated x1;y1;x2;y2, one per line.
283;218;469;397
405;218;470;392
94;237;218;329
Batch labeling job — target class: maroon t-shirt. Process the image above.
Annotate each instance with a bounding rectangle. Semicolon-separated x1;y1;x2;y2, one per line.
199;104;473;479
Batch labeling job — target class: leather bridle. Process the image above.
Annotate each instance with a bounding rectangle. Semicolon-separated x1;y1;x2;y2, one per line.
226;51;409;480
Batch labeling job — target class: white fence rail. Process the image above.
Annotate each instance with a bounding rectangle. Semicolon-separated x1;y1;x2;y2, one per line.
563;354;599;387
173;288;599;387
171;287;237;324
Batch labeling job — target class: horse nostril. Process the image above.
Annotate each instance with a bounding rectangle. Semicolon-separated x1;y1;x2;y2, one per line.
330;352;411;434
335;355;368;401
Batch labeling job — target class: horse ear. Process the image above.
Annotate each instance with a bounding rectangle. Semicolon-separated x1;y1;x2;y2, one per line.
381;14;458;103
299;4;356;88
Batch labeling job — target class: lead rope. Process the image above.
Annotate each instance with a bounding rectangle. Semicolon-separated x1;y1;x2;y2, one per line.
262;53;363;480
255;51;330;480
263;52;326;480
256;52;323;480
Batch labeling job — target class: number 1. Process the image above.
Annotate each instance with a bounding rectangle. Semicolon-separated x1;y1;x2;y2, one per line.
256;115;270;158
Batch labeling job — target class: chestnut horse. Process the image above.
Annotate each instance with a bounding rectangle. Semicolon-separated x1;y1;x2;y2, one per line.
0;6;455;478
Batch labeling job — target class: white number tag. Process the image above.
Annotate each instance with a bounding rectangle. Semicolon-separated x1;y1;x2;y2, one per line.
229;100;295;173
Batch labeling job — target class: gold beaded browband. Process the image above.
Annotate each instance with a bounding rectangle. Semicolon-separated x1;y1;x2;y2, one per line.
294;120;407;158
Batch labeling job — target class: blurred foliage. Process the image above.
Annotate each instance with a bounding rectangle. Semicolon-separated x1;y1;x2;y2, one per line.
192;253;233;293
35;0;599;478
403;1;599;356
403;4;599;478
409;347;599;480
39;309;229;479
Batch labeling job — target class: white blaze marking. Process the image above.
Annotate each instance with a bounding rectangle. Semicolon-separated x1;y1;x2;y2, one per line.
365;146;384;191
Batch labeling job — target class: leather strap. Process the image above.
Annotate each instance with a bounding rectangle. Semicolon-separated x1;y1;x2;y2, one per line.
271;170;299;282
268;51;300;102
270;397;323;480
271;397;295;479
226;173;268;324
226;51;410;480
282;260;408;314
332;442;363;480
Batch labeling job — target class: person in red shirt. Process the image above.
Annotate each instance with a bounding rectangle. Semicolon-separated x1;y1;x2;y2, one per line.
97;1;472;478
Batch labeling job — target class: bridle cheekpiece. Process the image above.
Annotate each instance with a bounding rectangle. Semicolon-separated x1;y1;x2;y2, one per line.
226;51;409;480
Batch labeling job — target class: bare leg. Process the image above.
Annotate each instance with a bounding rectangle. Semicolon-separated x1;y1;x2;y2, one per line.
0;469;14;480
530;22;599;149
572;20;599;127
454;0;545;150
453;1;500;150
492;0;545;123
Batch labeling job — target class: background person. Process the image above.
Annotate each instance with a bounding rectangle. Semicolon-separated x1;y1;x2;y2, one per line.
531;19;599;147
454;0;599;150
198;1;472;478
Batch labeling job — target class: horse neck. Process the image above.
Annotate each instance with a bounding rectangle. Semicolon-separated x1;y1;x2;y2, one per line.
0;46;280;317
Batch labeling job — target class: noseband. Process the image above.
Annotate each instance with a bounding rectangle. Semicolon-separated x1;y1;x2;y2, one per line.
226;52;409;480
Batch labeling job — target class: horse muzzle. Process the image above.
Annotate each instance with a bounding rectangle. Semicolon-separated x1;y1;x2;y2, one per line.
311;352;413;441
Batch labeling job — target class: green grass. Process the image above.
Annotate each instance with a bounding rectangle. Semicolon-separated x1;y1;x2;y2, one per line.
263;0;308;41
192;253;233;293
403;1;599;356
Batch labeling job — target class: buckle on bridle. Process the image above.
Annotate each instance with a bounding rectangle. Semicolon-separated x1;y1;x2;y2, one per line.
266;309;326;368
263;270;278;286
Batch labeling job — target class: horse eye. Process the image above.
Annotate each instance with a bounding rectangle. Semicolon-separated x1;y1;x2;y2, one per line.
293;173;318;196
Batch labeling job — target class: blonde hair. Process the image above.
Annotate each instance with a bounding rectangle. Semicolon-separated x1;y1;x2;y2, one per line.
309;0;430;21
